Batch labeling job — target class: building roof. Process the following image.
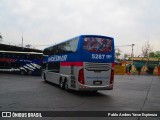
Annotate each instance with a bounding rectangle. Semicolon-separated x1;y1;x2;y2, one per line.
0;43;42;53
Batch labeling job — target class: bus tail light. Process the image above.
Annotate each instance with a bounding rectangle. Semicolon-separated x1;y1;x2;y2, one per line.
110;69;114;84
78;68;85;84
110;63;114;85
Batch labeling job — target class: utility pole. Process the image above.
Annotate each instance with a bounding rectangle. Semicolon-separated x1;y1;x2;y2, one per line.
131;44;135;72
115;44;135;57
0;33;3;43
116;44;135;72
131;44;135;58
21;32;24;48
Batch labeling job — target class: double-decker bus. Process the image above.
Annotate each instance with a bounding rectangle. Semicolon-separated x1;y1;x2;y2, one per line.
42;35;115;91
0;50;43;75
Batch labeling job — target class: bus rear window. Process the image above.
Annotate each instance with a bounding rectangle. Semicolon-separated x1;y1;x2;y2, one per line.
83;37;112;52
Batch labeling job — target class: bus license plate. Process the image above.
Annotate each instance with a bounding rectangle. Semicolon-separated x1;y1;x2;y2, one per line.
93;81;102;85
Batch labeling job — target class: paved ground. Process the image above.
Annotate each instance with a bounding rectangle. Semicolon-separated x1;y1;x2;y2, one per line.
0;73;160;120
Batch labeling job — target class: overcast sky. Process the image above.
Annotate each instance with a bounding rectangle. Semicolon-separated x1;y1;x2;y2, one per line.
0;0;160;56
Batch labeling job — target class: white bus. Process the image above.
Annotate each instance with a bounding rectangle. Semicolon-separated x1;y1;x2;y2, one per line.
42;35;115;91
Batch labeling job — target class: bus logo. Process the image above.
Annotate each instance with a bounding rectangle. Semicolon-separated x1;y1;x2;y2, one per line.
2;112;11;117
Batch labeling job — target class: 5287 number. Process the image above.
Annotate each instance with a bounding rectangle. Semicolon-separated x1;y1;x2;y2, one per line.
92;54;112;60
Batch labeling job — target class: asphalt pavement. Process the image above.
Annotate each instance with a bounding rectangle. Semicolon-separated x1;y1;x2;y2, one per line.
0;73;160;120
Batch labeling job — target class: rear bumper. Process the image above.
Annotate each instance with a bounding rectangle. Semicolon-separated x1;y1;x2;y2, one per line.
78;84;113;91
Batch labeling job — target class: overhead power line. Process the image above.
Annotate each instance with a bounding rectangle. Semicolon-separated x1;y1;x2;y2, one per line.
115;45;132;47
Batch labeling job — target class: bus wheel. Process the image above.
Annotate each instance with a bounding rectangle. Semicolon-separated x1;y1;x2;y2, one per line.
28;71;32;75
59;79;64;89
20;70;25;75
64;79;68;91
44;74;47;82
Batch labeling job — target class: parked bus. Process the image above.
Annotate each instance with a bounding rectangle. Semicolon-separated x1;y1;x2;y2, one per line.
0;50;43;75
42;35;115;91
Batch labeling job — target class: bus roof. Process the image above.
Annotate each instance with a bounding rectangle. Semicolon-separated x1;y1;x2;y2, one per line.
44;35;113;51
0;43;42;53
0;50;43;55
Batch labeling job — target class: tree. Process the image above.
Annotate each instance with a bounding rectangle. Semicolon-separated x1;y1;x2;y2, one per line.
155;51;160;58
149;52;155;58
124;54;128;60
142;41;152;57
149;51;160;58
25;44;32;48
115;49;121;60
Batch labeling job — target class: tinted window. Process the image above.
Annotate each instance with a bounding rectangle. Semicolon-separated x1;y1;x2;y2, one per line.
44;38;79;55
47;62;60;73
83;37;112;52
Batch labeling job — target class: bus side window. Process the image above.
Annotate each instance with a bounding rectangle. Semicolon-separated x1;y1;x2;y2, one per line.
48;62;60;73
42;63;47;70
46;64;48;70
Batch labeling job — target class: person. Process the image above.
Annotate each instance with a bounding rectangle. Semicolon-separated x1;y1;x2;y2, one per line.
128;64;132;73
158;66;160;76
137;67;141;75
126;64;131;75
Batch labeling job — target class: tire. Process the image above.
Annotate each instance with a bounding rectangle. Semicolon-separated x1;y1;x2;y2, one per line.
64;79;69;91
20;70;25;75
59;78;64;89
28;71;32;75
44;74;47;82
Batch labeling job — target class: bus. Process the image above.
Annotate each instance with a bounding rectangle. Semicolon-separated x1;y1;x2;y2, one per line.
42;35;115;91
0;50;43;75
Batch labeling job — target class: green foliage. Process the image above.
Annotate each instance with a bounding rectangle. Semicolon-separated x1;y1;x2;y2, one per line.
149;51;160;58
115;49;121;59
155;51;160;58
149;52;155;57
124;54;128;59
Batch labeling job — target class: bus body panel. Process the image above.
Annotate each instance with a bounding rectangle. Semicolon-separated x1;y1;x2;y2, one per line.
45;71;60;85
60;62;83;90
84;62;111;86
